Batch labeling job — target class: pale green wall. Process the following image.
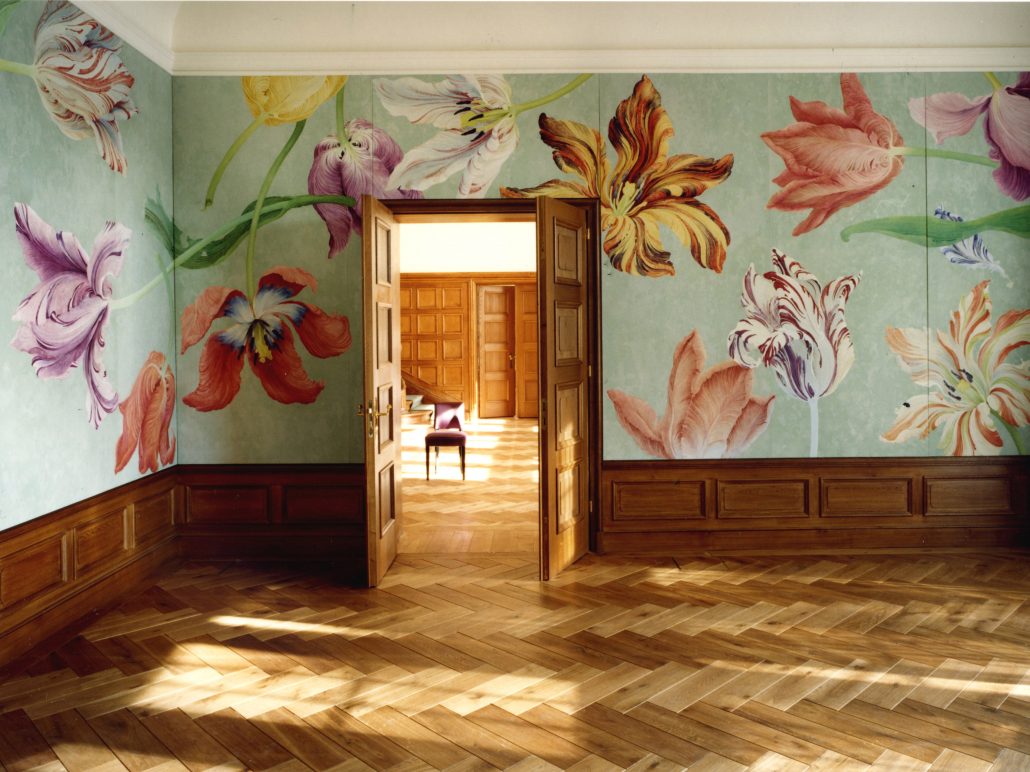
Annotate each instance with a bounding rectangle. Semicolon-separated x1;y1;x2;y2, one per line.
0;1;174;531
172;71;1028;464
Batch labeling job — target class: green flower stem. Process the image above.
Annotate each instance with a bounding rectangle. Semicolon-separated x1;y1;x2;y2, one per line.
245;119;307;300
809;398;820;458
992;409;1027;455
204;113;267;208
109;194;354;310
0;57;34;77
512;73;592;116
893;145;998;168
984;72;1004;90
335;87;346;139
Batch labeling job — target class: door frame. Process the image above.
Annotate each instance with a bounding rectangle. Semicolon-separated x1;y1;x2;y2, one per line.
377;197;603;557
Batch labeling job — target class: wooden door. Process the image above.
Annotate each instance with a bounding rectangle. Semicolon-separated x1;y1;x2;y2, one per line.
515;283;539;418
478;285;516;418
537;197;590;580
362;197;401;586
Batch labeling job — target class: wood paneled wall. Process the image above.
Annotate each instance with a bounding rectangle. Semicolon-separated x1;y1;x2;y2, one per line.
177;464;365;579
401;273;537;418
0;472;178;670
598;457;1029;553
1;464;366;671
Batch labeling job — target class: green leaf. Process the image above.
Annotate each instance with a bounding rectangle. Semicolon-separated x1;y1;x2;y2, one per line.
144;195;193;258
0;0;22;39
841;205;1030;247
178;196;296;270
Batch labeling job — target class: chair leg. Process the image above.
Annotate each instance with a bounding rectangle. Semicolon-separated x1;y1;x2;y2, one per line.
425;444;430;480
459;445;466;480
434;446;440;475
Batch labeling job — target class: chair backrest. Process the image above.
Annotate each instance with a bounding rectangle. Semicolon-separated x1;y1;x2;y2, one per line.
433;402;464;431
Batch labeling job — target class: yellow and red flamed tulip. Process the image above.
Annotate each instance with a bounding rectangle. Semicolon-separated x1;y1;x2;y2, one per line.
180;267;351;411
762;74;904;236
503;76;733;278
883;281;1030;455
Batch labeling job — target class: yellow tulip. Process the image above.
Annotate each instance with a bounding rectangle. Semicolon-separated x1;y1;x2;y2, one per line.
242;76;348;126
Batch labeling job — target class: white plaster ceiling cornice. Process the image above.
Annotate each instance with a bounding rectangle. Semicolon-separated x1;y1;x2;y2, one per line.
75;1;1030;75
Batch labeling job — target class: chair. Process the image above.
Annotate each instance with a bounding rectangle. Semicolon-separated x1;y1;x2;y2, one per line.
425;402;466;480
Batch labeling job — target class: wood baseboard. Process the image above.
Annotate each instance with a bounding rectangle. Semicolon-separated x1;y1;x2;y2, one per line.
0;471;178;672
598;456;1029;553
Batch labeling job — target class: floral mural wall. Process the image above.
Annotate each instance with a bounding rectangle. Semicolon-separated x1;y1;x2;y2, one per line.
1;0;173;531
2;2;1026;534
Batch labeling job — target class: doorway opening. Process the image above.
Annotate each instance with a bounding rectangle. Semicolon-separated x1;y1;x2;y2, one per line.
396;220;540;556
363;196;596;585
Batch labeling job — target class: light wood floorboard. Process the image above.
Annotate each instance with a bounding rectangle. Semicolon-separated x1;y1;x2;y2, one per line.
3;550;1030;769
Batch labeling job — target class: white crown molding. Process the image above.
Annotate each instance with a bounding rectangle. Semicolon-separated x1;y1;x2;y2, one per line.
75;0;176;74
169;47;1030;76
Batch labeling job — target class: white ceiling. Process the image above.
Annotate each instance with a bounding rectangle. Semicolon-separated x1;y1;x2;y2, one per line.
75;1;1030;75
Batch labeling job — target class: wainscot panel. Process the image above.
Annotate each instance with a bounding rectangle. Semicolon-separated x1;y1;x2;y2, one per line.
177;465;365;578
598;458;1028;553
0;472;178;674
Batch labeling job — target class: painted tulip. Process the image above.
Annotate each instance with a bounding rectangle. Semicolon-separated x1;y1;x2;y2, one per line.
503;75;733;277
910;73;1030;201
32;1;138;174
375;74;519;197
883;281;1029;455
180;267;352;411
728;249;860;456
115;351;176;473
10;203;128;428
242;75;347;125
762;74;904;236
608;331;774;459
307;119;422;258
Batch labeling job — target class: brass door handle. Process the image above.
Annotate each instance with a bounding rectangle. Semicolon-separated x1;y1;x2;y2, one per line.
374;404;393;420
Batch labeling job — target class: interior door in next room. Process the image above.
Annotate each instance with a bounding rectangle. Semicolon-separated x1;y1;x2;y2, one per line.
478;284;516;419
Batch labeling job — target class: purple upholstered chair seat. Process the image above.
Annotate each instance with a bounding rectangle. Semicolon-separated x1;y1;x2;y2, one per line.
425;430;466;446
425;402;467;479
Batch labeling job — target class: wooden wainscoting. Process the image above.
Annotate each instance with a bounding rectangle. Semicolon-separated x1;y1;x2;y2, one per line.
598;457;1029;553
0;471;177;671
176;464;365;579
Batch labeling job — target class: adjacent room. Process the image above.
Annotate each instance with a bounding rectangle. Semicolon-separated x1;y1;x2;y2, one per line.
0;1;1027;768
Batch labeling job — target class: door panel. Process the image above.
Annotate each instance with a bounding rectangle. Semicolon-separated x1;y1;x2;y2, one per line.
515;284;539;418
478;284;516;419
363;197;401;586
537;198;590;580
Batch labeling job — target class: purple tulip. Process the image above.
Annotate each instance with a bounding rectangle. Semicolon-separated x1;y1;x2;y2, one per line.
10;203;129;428
910;73;1030;201
307;119;421;258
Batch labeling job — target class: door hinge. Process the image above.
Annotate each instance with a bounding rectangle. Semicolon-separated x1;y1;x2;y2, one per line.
589;500;594;514
588;364;593;378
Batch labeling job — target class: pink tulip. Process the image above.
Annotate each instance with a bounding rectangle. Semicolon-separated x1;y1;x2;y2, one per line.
762;74;904;236
608;331;774;459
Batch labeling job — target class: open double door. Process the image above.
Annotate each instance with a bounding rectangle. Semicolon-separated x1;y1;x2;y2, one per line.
362;196;593;585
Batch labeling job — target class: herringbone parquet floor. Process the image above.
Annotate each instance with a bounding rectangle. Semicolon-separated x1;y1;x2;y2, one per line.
399;416;538;554
2;550;1029;770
